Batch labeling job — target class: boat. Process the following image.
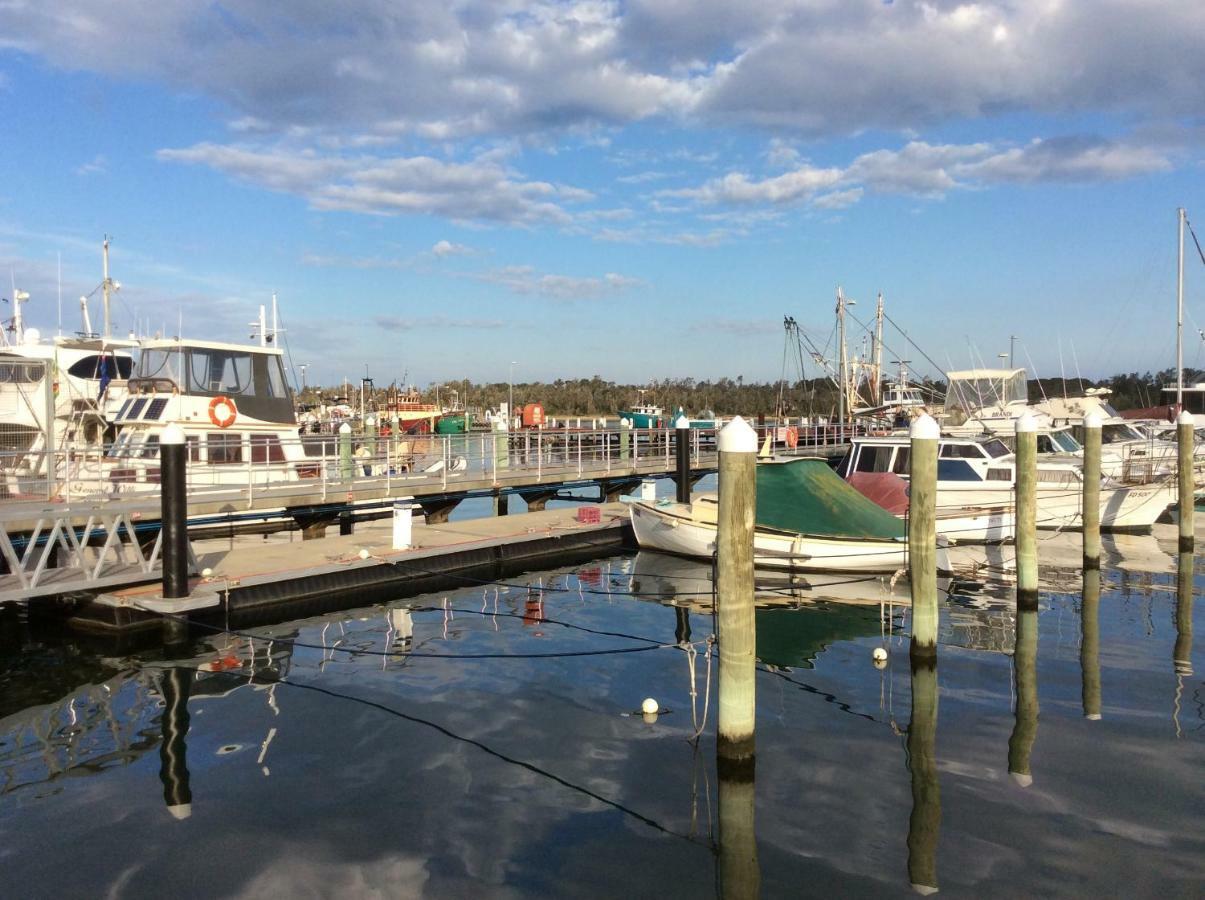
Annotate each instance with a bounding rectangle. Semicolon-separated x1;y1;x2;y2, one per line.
671;406;717;429
629;456;949;573
618;389;666;428
382;385;441;434
838;433;1176;531
846;471;1016;543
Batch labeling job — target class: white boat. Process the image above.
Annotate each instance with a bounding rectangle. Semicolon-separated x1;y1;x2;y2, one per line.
840;434;1176;531
629;456;949;573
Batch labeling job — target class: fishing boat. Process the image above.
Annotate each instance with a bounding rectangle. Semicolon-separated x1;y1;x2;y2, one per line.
630;456;949;573
618;389;666;428
839;434;1176;531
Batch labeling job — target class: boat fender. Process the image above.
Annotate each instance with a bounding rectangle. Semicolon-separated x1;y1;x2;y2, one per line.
209;395;238;428
786;426;799;448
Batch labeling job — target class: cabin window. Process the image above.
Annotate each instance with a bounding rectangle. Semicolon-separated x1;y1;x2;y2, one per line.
66;355;133;380
1051;431;1081;452
250;434;285;463
138;435;160;459
186;436;201;463
1037;469;1077;485
265;356;289;398
1036;435;1056;454
207;432;244;464
937;460;983;481
138;348;183;383
982;439;1010;458
144;398;169;420
189;349;252;395
127;398;148;419
106;432;133;458
986;467;1012;481
891;447;910;475
855;446;893;473
939;444;983;459
0;361;45;383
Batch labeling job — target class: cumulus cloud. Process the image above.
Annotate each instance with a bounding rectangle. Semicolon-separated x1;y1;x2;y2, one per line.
474;265;642;300
431;240;471;257
157;143;584;225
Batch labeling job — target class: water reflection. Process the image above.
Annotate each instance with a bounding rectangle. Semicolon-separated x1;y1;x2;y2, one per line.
157;667;193;820
1174;552;1194;737
1008;605;1039;787
717;759;759;900
906;657;940;894
1081;569;1102;721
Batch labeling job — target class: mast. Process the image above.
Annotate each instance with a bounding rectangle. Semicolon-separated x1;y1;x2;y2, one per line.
271;292;279;343
101;235;112;338
872;292;884;406
1177;207;1186;412
837;286;848;428
258;305;268;347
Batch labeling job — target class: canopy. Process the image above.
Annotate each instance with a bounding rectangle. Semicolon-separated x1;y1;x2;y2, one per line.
755;458;906;540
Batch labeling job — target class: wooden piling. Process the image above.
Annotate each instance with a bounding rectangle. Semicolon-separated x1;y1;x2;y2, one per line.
159;423;190;601
1008;605;1039;786
716;416;757;769
1177;410;1194;553
1081;412;1102;570
909;414;939;659
1080;568;1101;720
1015;413;1038;608
907;657;940;894
338;422;353;480
619;418;631;463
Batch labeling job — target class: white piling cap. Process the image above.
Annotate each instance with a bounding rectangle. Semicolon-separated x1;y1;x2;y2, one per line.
911;884;940;896
1083;412;1102;430
1010;771;1034;788
1015;412;1037;433
167;802;192;820
909;413;939;440
674;415;690;430
1085;713;1102;721
718;415;758;453
161;423;185;445
339;422;352;433
1178;410;1194;426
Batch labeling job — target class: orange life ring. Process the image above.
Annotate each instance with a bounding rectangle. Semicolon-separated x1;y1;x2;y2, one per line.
785;426;799;448
209;395;238;428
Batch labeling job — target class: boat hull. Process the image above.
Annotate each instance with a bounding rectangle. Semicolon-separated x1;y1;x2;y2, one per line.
933;481;1175;531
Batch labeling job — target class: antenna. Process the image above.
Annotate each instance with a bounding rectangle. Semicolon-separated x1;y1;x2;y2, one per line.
57;252;62;337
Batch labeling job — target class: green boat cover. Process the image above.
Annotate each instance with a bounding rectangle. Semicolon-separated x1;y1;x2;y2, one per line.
755;458;906;540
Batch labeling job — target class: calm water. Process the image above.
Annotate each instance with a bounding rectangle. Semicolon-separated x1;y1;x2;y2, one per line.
0;541;1201;898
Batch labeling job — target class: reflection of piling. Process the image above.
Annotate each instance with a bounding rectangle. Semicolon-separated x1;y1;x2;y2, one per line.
1081;413;1102;570
158;667;193;820
675;416;691;503
160;423;190;600
907;657;940;895
1175;552;1194;678
1081;568;1102;720
1008;607;1039;786
1015;413;1038;607
1177;411;1194;553
717;760;760;900
675;606;691;646
716;416;757;768
909;414;939;659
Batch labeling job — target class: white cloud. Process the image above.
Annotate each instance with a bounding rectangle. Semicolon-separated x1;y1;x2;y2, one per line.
431;240;471;257
474;265;642;300
74;154;107;176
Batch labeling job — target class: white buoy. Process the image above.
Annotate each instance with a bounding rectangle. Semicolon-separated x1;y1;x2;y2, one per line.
358;548;370;560
201;567;213;578
873;647;888;662
641;697;659;715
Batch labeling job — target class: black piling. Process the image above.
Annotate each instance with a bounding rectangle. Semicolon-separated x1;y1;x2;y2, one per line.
159;425;189;600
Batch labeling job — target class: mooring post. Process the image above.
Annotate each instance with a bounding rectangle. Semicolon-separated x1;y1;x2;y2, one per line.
160;423;190;601
907;656;941;894
675;414;691;504
338;422;353;481
909;414;939;659
1081;568;1102;721
1081;412;1102;570
619;418;631;464
364;414;377;469
1177;410;1194;552
1008;603;1039;786
716;416;757;770
158;666;193;820
392;499;413;550
1015;412;1038;608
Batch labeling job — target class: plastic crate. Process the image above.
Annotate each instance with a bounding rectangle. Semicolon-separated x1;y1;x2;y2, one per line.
576;506;601;524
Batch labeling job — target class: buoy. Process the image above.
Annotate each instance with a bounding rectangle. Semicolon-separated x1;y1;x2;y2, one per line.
201;567;213;578
873;647;888;662
641;697;659;715
358;549;370;560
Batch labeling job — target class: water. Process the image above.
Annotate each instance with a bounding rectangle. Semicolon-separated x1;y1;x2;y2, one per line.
0;542;1201;898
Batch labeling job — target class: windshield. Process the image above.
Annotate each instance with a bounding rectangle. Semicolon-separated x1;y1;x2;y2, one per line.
1051;430;1081;452
138;348;183;382
982;439;1011;458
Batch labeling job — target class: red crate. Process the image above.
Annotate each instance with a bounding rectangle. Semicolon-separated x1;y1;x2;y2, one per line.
576;506;601;524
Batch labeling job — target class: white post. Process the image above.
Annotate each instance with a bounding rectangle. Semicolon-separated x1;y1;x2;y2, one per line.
392;500;413;550
1178;410;1195;552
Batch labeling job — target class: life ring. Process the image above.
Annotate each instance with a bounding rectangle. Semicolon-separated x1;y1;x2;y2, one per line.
785;426;799;448
209;395;238;428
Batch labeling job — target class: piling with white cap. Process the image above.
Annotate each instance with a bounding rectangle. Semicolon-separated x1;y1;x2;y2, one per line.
1177;410;1194;552
159;423;189;600
1081;412;1102;570
716;416;758;770
338;422;353;481
909;414;939;659
392;499;413;550
619;417;631;463
1015;412;1038;609
675;414;692;503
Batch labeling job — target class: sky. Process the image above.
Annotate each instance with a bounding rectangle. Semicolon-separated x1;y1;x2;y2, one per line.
0;1;1203;390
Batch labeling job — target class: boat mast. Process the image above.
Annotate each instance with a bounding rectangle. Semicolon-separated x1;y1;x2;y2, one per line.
271;292;279;343
872;292;884;406
1177;207;1186;412
837;286;848;428
101;235;112;338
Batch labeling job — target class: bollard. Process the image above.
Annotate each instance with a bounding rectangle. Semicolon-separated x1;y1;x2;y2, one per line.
1081;568;1102;720
675;414;691;504
159;423;190;600
1175;551;1193;678
338;422;353;480
1015;412;1038;609
716;416;758;769
639;477;656;502
158;667;193;820
1081;412;1102;570
1177;410;1194;552
392;499;413;550
908;414;939;659
717;756;760;900
907;656;941;894
1008;605;1039;786
619;418;631;463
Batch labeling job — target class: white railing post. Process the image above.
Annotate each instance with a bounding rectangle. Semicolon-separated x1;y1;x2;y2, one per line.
442;435;448;490
577;431;583;476
537;430;543;480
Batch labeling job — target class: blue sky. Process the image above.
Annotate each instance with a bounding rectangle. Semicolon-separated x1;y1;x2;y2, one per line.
0;1;1202;389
